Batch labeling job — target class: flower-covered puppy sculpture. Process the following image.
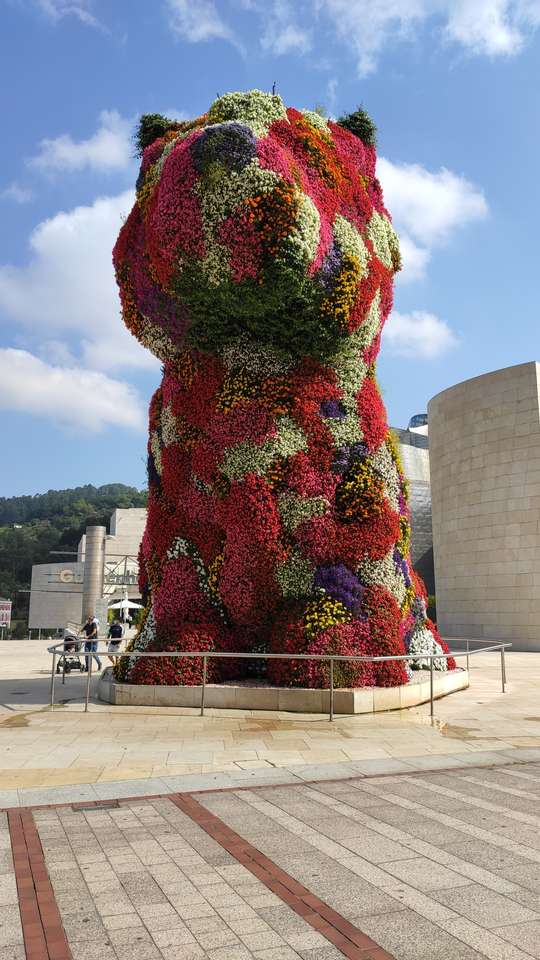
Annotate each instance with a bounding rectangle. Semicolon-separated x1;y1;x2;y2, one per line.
114;90;454;688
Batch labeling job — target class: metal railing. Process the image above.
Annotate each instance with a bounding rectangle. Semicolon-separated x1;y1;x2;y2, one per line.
47;639;511;722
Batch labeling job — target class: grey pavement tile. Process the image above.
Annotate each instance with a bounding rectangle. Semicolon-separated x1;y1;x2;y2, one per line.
207;946;255;960
350;758;415;776
163;773;235;792
217;904;258;922
240;931;286;950
17;784;98;806
106;928;154;947
286;763;356;782
102;915;139;931
229;917;273;935
441;917;535;960
296;949;344;960
0;947;26;960
437;838;532;873
63;916;107;943
195;927;242;950
431;883;540;928
255;949;301;960
151;927;198;948
114;943;163;960
358;908;487;960
491;920;540;958
160;948;205;960
381;856;474;891
502;862;540;889
69;942;117;960
92;778;169;799
283;932;328;951
0;923;23;949
337;831;415;863
0;879;17;908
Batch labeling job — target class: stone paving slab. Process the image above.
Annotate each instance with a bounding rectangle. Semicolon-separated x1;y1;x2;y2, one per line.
192;762;540;959
28;796;385;960
2;645;540;794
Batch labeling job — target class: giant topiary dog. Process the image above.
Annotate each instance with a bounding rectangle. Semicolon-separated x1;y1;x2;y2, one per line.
114;89;454;688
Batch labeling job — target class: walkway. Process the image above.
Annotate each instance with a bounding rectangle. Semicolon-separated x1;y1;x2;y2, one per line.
5;761;540;958
4;642;540;957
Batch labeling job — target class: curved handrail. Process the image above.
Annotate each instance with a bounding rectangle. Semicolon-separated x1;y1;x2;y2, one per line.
47;638;511;721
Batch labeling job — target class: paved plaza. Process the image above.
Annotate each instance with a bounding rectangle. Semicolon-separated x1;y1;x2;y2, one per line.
4;642;540;958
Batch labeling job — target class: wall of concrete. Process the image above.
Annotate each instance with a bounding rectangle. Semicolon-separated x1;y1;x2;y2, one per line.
28;562;83;630
429;361;540;649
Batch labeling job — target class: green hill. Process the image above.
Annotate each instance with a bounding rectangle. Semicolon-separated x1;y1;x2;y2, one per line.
0;484;147;621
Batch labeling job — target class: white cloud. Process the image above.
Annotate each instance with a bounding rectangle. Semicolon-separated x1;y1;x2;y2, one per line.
28;110;132;175
377;157;488;281
444;0;540;55
317;0;424;77
1;182;33;204
0;349;145;431
260;0;312;54
166;0;235;42
36;0;103;29
383;310;459;358
0;189;157;373
316;0;540;74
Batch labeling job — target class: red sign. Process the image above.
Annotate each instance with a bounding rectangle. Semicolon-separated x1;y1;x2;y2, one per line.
0;600;12;628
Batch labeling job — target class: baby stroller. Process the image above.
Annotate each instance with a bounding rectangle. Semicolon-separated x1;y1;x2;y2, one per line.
56;628;85;674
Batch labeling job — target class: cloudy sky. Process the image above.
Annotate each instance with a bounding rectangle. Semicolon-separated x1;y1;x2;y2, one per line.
1;0;539;496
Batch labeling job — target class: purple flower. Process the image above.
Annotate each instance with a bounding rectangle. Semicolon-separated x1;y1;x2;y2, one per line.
314;564;365;616
320;399;347;419
332;442;367;475
318;241;343;291
191;123;257;173
393;549;411;588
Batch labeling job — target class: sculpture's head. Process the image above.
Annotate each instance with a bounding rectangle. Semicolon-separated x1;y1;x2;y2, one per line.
114;90;400;363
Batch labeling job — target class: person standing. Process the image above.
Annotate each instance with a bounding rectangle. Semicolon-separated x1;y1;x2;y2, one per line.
107;619;124;665
81;615;101;672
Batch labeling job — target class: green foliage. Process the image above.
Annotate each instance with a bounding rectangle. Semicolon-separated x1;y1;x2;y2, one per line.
177;257;341;361
427;594;437;623
135;114;178;155
0;484;147;618
336;107;377;147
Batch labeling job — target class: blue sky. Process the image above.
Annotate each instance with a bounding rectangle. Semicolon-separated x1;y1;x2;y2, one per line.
1;0;539;497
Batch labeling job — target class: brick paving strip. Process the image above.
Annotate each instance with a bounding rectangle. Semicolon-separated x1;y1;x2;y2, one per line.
171;792;394;960
8;761;540;958
7;809;71;960
4;793;402;960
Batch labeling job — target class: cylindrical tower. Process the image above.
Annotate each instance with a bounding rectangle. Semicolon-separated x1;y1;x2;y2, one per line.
429;361;540;649
81;525;106;622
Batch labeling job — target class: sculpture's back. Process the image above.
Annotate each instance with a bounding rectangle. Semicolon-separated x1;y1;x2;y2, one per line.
114;90;454;687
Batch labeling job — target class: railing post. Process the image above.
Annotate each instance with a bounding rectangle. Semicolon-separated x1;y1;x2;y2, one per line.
501;646;506;693
85;651;92;712
329;658;334;723
50;652;56;710
430;655;434;719
201;655;207;717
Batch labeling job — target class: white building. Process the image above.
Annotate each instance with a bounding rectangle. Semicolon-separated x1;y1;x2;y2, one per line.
28;508;147;633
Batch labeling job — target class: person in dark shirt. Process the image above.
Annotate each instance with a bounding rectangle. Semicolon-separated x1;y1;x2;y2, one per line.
107;619;124;665
81;615;101;672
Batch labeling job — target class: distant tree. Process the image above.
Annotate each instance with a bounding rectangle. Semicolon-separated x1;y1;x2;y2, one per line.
0;484;148;617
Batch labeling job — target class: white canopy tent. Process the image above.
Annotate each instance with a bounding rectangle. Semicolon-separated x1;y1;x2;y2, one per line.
108;590;143;623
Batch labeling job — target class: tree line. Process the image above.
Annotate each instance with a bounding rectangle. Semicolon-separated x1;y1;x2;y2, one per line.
0;484;147;620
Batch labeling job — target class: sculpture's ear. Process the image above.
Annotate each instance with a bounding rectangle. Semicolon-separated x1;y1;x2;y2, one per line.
135;113;181;155
336;107;377;148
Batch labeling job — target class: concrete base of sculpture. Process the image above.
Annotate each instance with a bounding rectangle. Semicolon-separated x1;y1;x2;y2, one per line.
98;667;468;713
